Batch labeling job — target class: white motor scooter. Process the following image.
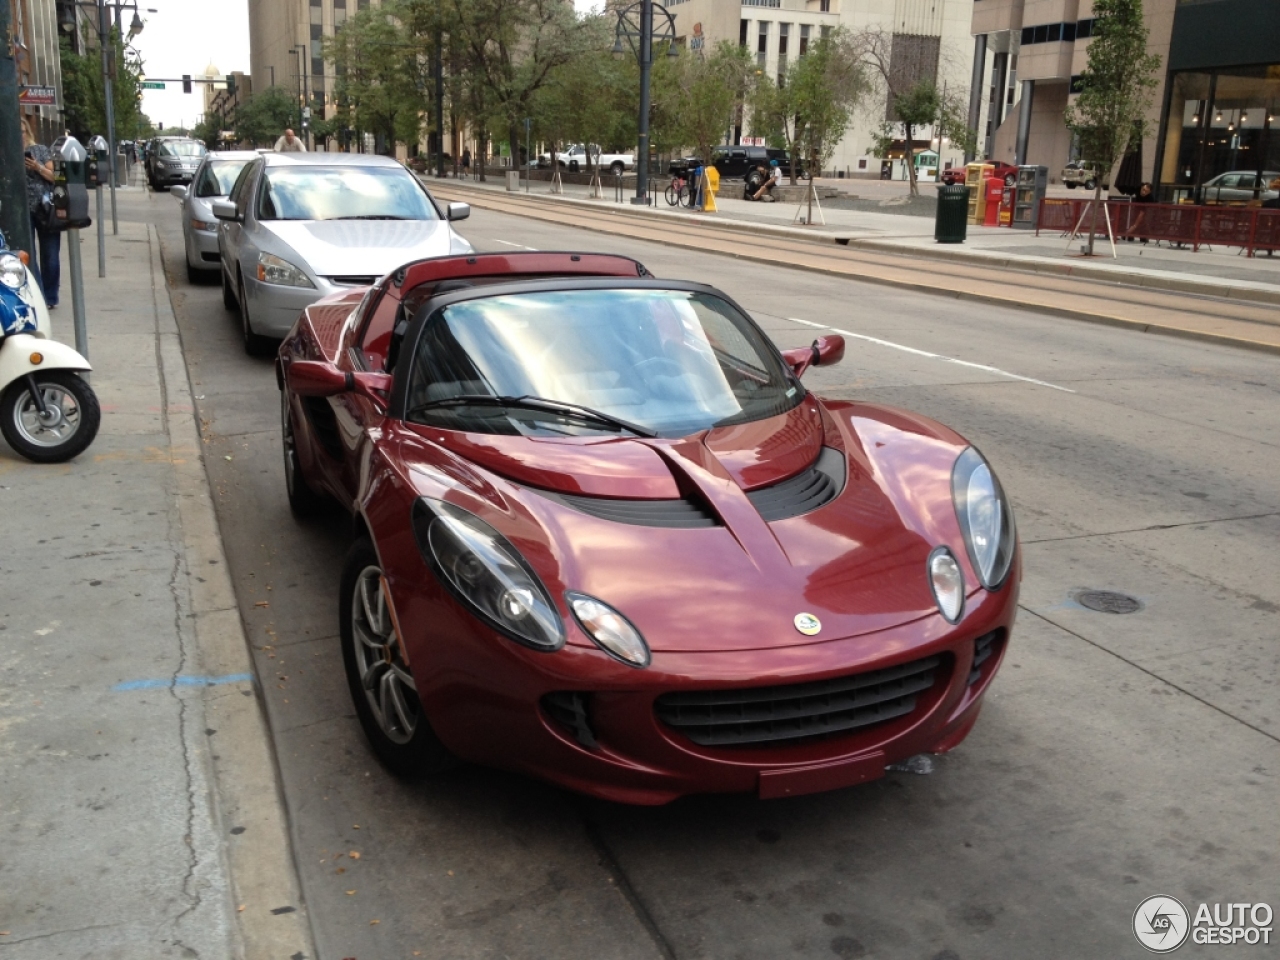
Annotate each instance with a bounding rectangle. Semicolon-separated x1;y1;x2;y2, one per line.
0;242;100;463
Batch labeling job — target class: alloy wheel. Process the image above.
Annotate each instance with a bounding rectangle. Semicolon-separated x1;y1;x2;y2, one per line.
350;565;419;745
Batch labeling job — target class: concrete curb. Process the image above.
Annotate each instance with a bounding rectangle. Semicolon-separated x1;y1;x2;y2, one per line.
438;180;1280;310
147;224;317;960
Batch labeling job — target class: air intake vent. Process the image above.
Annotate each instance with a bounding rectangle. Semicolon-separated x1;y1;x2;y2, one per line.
538;491;719;528
542;692;597;749
968;630;1003;685
655;654;944;748
746;447;846;522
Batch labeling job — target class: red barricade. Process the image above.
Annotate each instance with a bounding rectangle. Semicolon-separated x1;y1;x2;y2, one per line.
1037;198;1280;256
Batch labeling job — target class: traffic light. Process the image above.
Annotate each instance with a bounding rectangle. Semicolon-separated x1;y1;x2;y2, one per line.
182;74;192;94
158;122;164;130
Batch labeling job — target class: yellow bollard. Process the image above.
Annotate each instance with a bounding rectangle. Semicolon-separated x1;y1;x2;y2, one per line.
701;168;719;212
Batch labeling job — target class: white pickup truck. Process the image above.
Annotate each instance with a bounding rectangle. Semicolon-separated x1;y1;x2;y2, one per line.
546;144;634;175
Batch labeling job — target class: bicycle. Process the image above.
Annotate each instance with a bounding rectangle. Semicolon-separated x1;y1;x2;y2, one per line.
665;174;690;207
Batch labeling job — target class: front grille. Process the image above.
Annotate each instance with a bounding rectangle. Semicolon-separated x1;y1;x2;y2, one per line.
200;251;219;262
325;275;379;287
655;654;944;748
538;490;719;528
746;447;846;522
542;692;597;749
968;630;1002;685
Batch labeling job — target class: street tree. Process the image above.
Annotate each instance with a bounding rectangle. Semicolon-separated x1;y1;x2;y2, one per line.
673;41;754;178
439;0;592;166
1064;0;1162;255
234;87;299;146
750;29;868;185
327;0;428;154
59;33;146;144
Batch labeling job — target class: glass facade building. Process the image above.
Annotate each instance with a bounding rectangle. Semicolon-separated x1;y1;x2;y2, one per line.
1155;0;1280;201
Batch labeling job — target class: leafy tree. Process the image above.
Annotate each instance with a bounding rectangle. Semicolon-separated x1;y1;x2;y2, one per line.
59;34;146;144
1065;0;1161;255
750;29;867;185
234;87;299;146
326;0;428;154
438;0;592;164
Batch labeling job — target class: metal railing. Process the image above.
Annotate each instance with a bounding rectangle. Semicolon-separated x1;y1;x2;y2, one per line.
1037;198;1280;257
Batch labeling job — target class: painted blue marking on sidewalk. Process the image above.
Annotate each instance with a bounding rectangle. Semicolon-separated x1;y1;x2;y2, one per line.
113;673;254;692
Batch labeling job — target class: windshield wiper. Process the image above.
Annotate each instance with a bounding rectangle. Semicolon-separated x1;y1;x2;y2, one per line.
408;394;658;438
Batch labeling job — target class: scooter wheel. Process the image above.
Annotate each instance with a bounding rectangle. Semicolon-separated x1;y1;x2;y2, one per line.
1;371;101;463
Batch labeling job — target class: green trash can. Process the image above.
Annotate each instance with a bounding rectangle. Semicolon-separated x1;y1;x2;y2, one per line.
935;183;970;243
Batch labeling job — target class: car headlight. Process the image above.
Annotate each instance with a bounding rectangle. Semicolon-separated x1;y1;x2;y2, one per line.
566;593;650;668
928;547;964;623
257;253;314;288
412;498;564;651
951;446;1016;590
190;218;215;232
0;253;25;290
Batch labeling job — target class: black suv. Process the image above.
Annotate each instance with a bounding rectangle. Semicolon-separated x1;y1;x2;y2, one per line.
146;137;208;189
710;145;808;181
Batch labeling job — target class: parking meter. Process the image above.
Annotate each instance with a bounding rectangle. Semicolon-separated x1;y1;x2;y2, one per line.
87;136;108;189
52;136;93;230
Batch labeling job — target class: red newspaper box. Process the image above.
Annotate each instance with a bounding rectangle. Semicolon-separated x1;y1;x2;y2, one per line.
983;178;1004;226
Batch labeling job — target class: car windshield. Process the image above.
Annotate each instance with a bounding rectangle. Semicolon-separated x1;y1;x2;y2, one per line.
197;159;252;197
257;165;438;221
160;141;207;158
404;288;801;438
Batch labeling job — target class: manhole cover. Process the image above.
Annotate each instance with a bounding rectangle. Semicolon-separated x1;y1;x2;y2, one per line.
1074;589;1143;614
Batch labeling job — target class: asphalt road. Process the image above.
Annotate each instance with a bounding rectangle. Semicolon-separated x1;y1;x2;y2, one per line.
142;187;1279;960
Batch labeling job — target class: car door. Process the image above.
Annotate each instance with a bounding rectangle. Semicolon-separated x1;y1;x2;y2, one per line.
219;159;262;288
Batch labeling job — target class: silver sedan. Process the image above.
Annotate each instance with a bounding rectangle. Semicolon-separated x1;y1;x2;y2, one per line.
170;151;260;282
212;152;472;355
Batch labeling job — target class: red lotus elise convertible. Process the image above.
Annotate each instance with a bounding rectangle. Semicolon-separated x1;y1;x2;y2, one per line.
277;251;1019;805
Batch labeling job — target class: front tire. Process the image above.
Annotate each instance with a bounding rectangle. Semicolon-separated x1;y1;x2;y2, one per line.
0;372;101;463
281;390;327;517
340;538;452;778
609;161;625;177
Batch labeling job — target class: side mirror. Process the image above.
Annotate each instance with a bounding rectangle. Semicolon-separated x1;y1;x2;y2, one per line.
446;201;470;222
781;335;845;378
211;199;241;222
286;361;393;409
170;185;188;200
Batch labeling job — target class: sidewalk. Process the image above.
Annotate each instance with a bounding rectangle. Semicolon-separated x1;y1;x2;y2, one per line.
447;174;1280;304
0;203;314;958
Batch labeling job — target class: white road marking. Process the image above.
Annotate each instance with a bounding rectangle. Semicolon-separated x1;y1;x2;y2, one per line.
491;239;537;250
787;318;1075;393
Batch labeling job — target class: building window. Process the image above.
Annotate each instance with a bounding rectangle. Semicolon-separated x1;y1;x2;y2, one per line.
778;23;789;56
821;25;831;38
757;22;768;67
799;24;810;55
819;0;830;11
740;19;749;46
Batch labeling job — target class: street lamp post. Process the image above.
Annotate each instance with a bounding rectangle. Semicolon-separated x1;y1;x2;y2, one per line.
612;0;678;206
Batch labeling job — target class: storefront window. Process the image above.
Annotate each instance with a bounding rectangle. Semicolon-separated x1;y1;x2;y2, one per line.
1159;65;1280;201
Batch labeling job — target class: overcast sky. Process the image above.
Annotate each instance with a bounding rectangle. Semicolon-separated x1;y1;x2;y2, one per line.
136;0;604;129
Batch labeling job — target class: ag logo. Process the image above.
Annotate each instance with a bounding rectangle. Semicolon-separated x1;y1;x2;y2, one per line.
793;613;821;636
1133;895;1190;953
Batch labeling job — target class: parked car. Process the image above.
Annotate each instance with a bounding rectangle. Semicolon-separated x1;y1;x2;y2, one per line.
277;250;1020;804
542;144;634;175
170;150;259;282
146;137;208;189
1197;170;1280;204
212;152;473;355
711;145;809;181
1061;161;1111;190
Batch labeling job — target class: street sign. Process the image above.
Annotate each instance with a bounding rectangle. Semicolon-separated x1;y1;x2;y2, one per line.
140;81;165;90
18;85;57;105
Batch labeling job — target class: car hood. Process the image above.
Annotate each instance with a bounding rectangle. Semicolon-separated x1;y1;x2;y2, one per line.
263;220;466;277
394;399;976;653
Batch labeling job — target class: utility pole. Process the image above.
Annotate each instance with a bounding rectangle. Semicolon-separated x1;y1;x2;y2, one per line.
0;0;34;255
98;0;119;235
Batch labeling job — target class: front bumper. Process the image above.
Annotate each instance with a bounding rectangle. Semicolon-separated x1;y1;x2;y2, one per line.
403;579;1018;805
188;226;219;267
243;272;348;339
154;165;197;185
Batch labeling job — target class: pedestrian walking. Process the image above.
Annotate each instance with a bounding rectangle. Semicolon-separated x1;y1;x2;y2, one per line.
461;147;471;179
1125;181;1156;243
22;116;61;308
273;128;306;152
